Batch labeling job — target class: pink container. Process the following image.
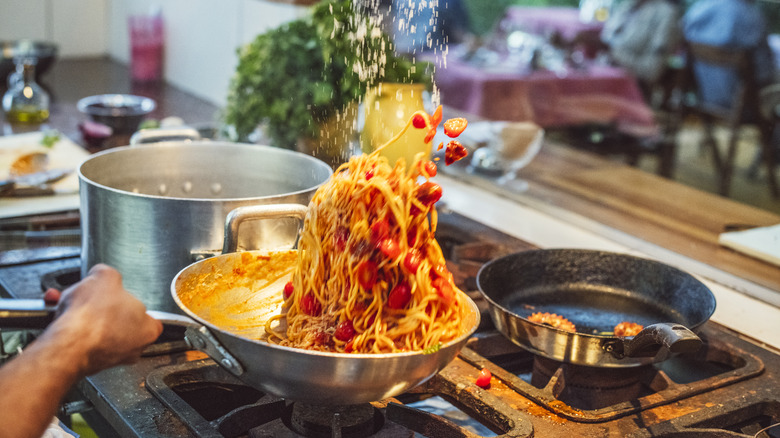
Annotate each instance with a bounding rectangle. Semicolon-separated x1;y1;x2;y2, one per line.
129;14;164;82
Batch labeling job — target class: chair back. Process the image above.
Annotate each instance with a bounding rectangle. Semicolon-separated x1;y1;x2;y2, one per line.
682;41;760;123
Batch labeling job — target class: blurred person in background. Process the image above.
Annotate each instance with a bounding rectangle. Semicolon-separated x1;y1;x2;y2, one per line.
683;0;778;175
0;264;162;438
600;0;683;97
682;0;776;110
391;0;471;54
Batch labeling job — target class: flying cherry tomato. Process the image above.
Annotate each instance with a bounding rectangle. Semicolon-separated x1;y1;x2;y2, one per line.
475;367;492;388
404;249;422;273
443;118;468;138
283;281;294;299
333;320;356;341
416;182;443;207
356;260;379;290
445;141;468;165
300;293;321;316
387;283;412;309
412;113;427;129
379;238;401;259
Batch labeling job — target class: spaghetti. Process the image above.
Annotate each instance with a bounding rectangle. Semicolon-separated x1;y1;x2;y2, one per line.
267;106;471;353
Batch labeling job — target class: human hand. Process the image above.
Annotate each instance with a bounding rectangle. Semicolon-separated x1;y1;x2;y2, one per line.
43;264;163;376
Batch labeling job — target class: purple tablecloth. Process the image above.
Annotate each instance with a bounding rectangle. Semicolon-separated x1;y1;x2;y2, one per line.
432;55;657;137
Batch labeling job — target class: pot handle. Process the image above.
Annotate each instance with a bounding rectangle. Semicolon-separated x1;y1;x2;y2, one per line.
222;204;308;254
0;299;56;329
129;127;202;145
604;322;702;359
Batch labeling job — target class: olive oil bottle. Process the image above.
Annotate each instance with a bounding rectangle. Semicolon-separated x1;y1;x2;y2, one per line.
3;57;50;123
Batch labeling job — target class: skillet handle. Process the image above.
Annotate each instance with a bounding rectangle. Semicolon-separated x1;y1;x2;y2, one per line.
0;299;56;329
607;322;702;359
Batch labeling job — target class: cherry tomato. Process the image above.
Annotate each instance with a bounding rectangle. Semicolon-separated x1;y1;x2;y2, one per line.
333;320;356;341
365;169;374;180
283;281;294;299
443;118;468;138
423;160;437;177
370;219;390;243
356;260;379;290
301;293;321;316
416;182;443;207
379;238;401;259
412;113;427;129
344;340;354;353
475;367;492;388
445;140;468;165
431;106;443;126
404;249;422;273
387;283;412;309
424;128;437;144
335;226;349;251
433;277;454;305
407;229;418;247
313;330;330;346
430;263;449;279
43;288;61;305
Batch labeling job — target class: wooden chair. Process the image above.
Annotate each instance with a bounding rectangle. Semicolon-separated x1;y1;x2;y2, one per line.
679;41;778;198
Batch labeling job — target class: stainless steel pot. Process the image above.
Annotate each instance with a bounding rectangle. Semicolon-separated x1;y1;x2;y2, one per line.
78;141;332;313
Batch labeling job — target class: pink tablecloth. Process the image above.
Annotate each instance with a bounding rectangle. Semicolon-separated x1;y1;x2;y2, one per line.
432;57;657;137
502;6;604;43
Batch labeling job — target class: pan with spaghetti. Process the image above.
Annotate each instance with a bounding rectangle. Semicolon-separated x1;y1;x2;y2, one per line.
169;108;480;404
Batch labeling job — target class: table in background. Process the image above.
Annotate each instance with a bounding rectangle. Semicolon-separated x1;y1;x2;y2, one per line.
432;53;657;138
501;6;604;45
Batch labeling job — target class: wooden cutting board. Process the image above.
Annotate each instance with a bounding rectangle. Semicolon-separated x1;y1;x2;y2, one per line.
719;224;780;267
0;132;89;219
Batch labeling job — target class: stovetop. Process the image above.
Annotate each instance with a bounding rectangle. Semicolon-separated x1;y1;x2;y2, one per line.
2;211;779;438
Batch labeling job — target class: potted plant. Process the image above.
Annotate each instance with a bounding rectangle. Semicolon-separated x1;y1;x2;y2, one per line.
223;0;431;166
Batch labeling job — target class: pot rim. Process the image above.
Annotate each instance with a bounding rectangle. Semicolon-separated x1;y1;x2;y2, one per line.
77;142;333;202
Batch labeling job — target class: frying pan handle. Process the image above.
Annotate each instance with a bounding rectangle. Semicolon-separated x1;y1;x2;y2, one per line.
146;310;246;377
0;299;56;329
222;204;308;254
605;322;702;359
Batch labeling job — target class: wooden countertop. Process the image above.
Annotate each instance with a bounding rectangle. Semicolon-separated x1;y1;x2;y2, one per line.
521;140;780;293
3;57;779;296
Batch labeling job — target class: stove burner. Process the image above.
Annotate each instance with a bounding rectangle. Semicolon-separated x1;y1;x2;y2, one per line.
146;360;418;438
287;403;385;438
465;329;766;423
530;356;647;410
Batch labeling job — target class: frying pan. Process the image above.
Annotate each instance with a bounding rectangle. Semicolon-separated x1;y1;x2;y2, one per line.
476;249;716;367
166;204;480;404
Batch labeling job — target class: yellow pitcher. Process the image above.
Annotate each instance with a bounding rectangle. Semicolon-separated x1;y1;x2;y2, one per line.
361;83;430;167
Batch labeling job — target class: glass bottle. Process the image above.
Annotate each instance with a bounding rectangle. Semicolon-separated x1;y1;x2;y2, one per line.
3;57;50;123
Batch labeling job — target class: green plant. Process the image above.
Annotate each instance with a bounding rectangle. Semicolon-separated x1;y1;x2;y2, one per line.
224;0;432;148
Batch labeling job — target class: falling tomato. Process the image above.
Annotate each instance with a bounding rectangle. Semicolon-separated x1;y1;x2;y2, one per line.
475;367;492;388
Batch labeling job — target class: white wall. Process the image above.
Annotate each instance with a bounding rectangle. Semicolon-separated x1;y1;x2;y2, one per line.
0;0;107;57
106;0;308;106
1;0;308;106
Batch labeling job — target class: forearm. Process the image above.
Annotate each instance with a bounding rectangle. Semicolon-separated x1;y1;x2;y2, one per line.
0;327;88;438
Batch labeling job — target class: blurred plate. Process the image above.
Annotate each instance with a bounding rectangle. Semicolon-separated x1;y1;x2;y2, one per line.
0;132;89;219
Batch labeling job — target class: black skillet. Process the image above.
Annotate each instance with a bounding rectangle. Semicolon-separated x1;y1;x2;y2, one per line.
476;249;716;367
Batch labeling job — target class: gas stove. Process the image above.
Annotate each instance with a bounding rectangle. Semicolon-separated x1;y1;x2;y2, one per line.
1;211;779;437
